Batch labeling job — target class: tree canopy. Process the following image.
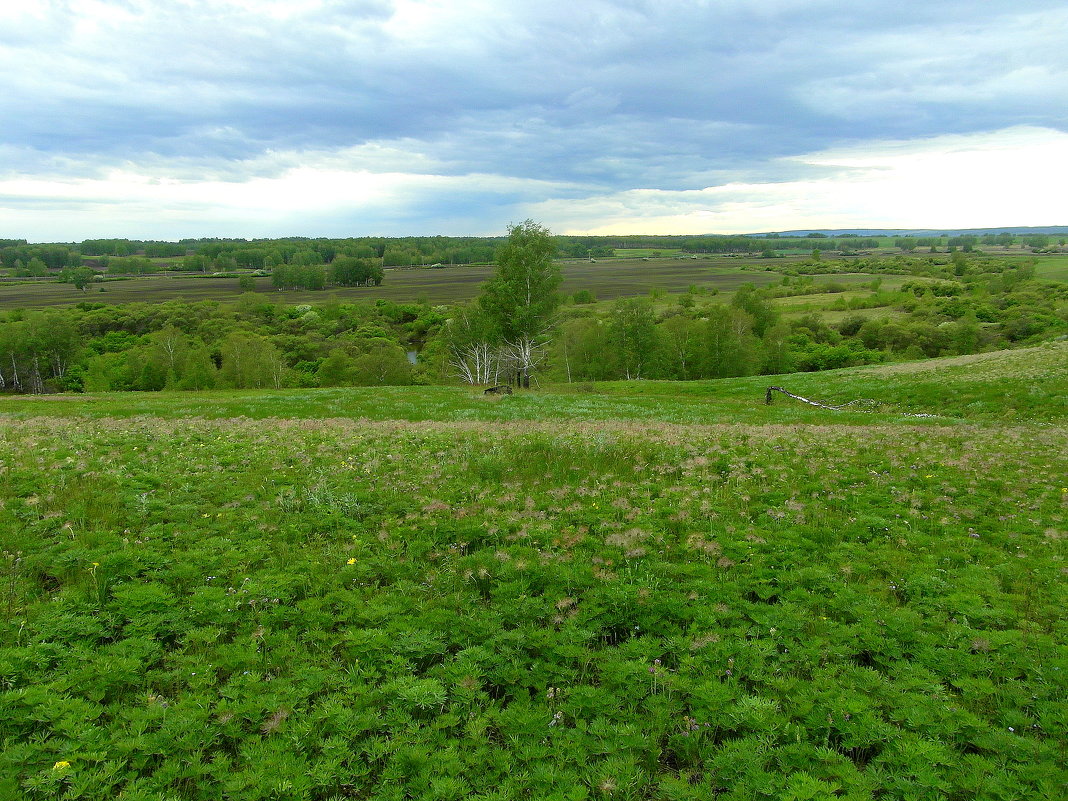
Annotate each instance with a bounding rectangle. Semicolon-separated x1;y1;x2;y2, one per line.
479;220;561;343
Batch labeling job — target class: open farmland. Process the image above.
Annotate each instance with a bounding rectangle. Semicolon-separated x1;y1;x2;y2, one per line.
1;344;1066;799
0;257;786;310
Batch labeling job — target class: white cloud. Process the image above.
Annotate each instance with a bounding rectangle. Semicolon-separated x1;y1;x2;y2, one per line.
800;7;1068;119
0;159;578;240
2;1;1066;238
534;126;1068;234
5;125;1063;241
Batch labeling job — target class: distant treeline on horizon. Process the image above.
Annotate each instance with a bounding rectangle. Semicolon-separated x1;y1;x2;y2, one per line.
2;228;1065;276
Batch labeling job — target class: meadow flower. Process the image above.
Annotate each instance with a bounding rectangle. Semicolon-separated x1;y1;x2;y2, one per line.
52;761;70;771
347;558;357;565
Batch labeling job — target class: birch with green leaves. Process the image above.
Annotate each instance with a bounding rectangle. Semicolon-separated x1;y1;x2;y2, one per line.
476;221;562;388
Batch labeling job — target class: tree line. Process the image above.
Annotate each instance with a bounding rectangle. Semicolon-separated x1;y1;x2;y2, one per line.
9;232;1065;289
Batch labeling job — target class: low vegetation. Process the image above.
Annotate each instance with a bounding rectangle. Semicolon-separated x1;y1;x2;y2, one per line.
1;344;1066;799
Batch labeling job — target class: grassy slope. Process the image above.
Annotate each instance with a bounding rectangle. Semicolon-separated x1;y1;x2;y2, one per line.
1;344;1066;800
2;340;1065;424
1034;255;1068;282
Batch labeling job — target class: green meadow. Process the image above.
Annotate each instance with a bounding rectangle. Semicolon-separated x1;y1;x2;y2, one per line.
1;343;1066;800
1034;255;1068;283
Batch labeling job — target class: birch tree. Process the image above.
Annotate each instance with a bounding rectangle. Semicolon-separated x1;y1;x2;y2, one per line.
607;297;657;380
478;221;561;388
444;303;502;385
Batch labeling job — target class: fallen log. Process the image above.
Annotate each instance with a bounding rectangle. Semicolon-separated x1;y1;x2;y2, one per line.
765;385;878;411
764;386;937;418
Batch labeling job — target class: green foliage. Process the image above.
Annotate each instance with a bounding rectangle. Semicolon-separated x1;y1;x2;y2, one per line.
0;361;1065;797
2;244;79;273
20;257;51;277
272;263;326;290
479;220;561;344
607;297;658;379
219;332;287;389
731;284;780;337
179;343;217;391
317;348;354;387
0;298;445;395
703;305;760;378
351;343;413;386
571;289;596;304
104;256;159;276
60;266;97;290
331;256;384;287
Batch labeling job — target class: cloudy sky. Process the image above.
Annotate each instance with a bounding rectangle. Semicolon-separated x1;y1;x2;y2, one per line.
2;0;1067;241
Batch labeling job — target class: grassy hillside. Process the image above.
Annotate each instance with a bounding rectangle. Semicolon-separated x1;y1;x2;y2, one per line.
1;345;1065;799
1034;255;1068;283
3;340;1065;424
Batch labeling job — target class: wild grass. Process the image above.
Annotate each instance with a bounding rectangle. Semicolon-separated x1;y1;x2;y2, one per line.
0;344;1065;799
1034;255;1068;283
2;340;1064;424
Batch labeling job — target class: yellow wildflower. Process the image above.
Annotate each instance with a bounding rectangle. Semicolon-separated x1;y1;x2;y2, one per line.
347;558;357;565
53;761;70;771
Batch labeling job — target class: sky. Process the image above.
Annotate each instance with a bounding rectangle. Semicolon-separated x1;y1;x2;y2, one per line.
1;0;1067;242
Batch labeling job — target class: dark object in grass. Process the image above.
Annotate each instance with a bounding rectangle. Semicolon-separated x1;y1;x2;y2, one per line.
484;385;513;396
